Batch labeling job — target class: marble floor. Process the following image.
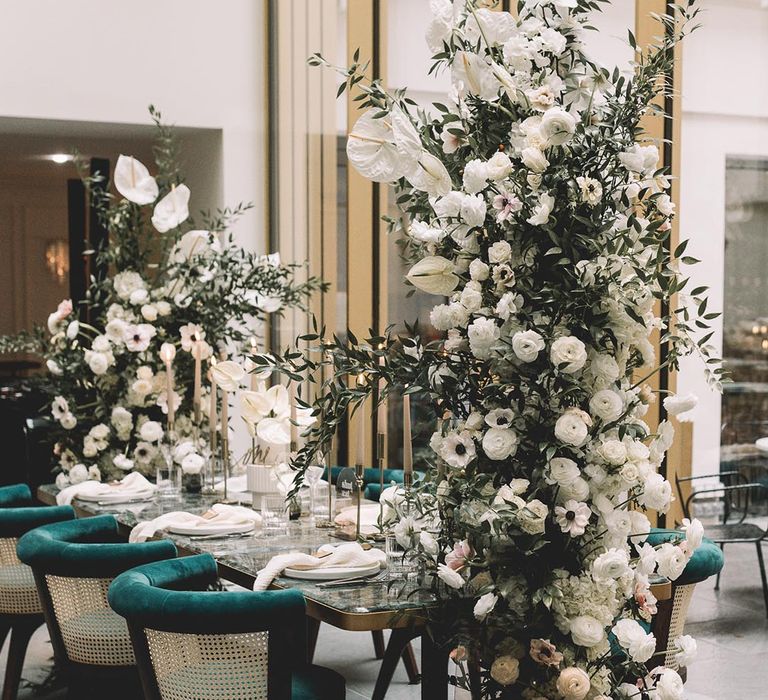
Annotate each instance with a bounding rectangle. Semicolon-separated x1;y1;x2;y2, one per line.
4;541;765;699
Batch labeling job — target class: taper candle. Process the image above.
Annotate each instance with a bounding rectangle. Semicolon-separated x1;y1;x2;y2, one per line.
192;339;202;425
249;337;259;391
355;374;366;467
159;343;176;430
290;381;299;450
403;390;413;479
377;355;386;434
208;360;218;437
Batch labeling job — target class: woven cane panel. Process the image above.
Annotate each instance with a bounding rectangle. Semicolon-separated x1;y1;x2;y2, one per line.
145;628;270;700
45;574;135;666
0;537;42;615
664;583;697;669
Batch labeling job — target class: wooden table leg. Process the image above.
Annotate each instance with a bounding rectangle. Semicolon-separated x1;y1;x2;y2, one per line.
371;628;420;700
421;630;449;700
401;640;421;684
371;629;385;659
307;617;321;664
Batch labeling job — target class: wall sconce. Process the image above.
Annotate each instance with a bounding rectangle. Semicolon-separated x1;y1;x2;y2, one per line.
45;239;69;284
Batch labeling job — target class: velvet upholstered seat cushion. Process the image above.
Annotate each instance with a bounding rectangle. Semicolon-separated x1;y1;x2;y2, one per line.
292;664;346;700
0;483;33;508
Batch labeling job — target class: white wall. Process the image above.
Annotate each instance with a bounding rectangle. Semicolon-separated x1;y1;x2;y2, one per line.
0;0;266;251
678;0;768;476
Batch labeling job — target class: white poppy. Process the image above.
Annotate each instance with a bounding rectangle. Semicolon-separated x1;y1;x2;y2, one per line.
114;155;159;205
151;184;191;233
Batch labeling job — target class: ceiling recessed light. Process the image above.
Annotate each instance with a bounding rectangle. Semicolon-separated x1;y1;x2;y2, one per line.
49;153;72;164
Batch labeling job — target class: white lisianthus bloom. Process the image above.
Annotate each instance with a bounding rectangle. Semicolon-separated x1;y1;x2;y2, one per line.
139;420;164;443
539;107;576;146
69;464;89;485
559;476;590;503
151;184;191;233
473;592;498;621
547;457;580;485
488;240;512;264
662;393;698;417
656;543;687;580
436;563;465;589
521;146;549;173
672;634;697;666
406;256;459;295
589;389;624;422
569;615;605;647
462;158;489;194
681;517;704;551
556;667;590;700
468;317;500;359
114;155;158;205
406;151;453;197
527;192;555;225
639;472;672;512
482;427;518;460
512;329;545;362
550;336;588;373
555;409;590;446
113;271;145;301
592;548;631;582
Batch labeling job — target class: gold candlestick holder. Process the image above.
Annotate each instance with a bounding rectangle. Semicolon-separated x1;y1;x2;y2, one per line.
315;452;335;529
354;462;364;542
374;433;387;542
219;433;230;503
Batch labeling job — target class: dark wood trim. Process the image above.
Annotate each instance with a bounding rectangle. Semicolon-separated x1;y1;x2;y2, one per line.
67;179;87;317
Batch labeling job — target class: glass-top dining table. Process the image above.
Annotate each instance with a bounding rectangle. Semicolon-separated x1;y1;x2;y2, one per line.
36;484;448;700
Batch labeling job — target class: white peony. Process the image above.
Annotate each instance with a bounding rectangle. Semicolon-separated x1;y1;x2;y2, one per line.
460;193;487;227
462;158;489;194
181;453;205;474
482;427;518;460
599;439;628;466
511;330;545;362
550;336;587;373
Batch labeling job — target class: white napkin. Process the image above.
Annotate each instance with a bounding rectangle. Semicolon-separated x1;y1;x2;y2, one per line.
129;503;262;543
214;474;248;494
334;503;385;536
253;542;386;591
56;472;156;506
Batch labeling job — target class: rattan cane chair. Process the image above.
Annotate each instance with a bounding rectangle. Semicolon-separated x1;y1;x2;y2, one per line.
108;553;346;700
16;513;177;698
0;483;74;700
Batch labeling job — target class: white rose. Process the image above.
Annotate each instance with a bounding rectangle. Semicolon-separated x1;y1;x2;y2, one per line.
69;464;89;485
436;563;465;589
460;193;487;228
539;106;576;146
473;592;498;621
406;256;459;296
555;409;589;447
592;548;631;582
589;390;624;422
511;330;545;362
460;285;483;313
663;393;698;417
639;472;672;512
488;240;512;263
462;158;489;194
486;151;513;180
482;428;518;460
547;457;580;485
656;543;687;580
468;317;500;360
569;615;606;647
139;420;164;443
469;259;489;281
550;336;587;373
521;147;549;173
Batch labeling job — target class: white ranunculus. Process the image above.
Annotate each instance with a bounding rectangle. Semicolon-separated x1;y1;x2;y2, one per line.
469;259;489;281
554;409;589;446
460;193;487;227
151;184;191;233
556;667;590;700
592;548;631;582
482;427;518;460
589;389;624;422
69;464;89;485
639;472;672;513
181;453;205;474
486;151;513;180
468;317;500;360
656;542;687;580
473;592;498;621
539;107;576;146
511;330;545;362
113;271;145;301
653;668;684;700
211;360;246;392
436;563;465;589
139;420;164;443
114;155;159;205
521;146;549;173
663;393;698;417
681;517;704;551
406;151;453;197
672;634;697;667
569;615;605;647
406;256;459;295
462;158;489;194
527;192;555;226
559;476;590;502
547;457;580;485
550;336;587;373
488;240;512;264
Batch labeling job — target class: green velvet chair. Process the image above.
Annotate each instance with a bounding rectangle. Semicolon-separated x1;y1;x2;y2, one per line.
0;483;74;700
16;514;177;699
108;553;346;700
330;466;406;502
647;529;725;673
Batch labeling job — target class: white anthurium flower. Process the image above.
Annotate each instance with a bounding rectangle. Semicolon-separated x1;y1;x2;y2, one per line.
114;155;159;205
390;106;422;162
256;416;291;446
170;230;222;263
406;256;459;295
242;384;291;426
405;151;453;197
346;109;410;182
151;184;191;233
452;51;500;102
255;295;283;313
210;360;246;392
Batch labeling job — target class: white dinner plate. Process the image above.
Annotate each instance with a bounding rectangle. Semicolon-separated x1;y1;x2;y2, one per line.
77;490;155;504
282;561;381;581
166;521;255;536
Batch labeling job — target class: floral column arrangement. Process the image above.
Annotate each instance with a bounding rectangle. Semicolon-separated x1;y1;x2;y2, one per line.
297;1;720;698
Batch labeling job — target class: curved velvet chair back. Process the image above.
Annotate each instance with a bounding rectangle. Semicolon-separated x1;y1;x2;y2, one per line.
17;514;177;671
109;554;308;700
0;491;74;616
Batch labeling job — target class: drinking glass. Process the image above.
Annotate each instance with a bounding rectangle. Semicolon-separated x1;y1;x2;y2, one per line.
304;465;325;523
156;433;180;496
262;494;289;533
